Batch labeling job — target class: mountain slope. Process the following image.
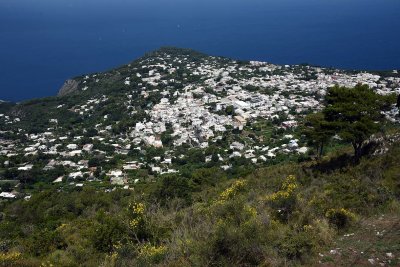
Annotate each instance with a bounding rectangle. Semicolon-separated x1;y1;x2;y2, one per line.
0;47;399;266
0;47;398;184
0;138;399;266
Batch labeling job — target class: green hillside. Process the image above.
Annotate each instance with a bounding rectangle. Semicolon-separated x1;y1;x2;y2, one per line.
0;139;399;266
0;47;399;266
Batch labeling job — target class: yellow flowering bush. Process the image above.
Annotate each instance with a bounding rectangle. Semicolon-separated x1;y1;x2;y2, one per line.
129;219;140;230
0;251;21;266
40;261;54;267
129;202;145;215
219;180;247;201
103;251;118;267
325;208;357;229
137;243;167;264
265;175;299;221
128;202;147;238
211;180;256;225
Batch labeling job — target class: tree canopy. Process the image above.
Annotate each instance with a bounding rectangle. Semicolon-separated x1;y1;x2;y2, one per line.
303;84;395;159
302;112;334;158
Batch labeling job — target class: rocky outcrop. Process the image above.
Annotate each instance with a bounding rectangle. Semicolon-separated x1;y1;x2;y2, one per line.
58;79;79;97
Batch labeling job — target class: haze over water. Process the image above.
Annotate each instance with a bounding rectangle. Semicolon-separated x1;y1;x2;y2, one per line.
1;0;399;101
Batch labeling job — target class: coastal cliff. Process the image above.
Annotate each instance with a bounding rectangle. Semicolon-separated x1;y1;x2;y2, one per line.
57;79;80;96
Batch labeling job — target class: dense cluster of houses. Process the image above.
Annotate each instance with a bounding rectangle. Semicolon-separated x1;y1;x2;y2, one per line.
0;49;399;198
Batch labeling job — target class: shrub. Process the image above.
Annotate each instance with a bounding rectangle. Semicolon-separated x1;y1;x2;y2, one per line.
152;175;193;206
136;243;166;265
325;208;356;229
278;230;314;260
0;251;22;266
25;229;66;256
265;175;299;221
206;200;266;266
277;219;334;261
128;202;149;242
219;180;247;201
88;214;126;253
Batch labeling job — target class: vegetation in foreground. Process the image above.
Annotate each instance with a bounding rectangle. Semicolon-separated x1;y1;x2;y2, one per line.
0;137;399;266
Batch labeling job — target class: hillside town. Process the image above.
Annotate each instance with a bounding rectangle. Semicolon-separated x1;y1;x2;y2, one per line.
0;49;399;199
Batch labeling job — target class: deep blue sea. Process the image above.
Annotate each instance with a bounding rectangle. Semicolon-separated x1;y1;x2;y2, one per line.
1;0;400;102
